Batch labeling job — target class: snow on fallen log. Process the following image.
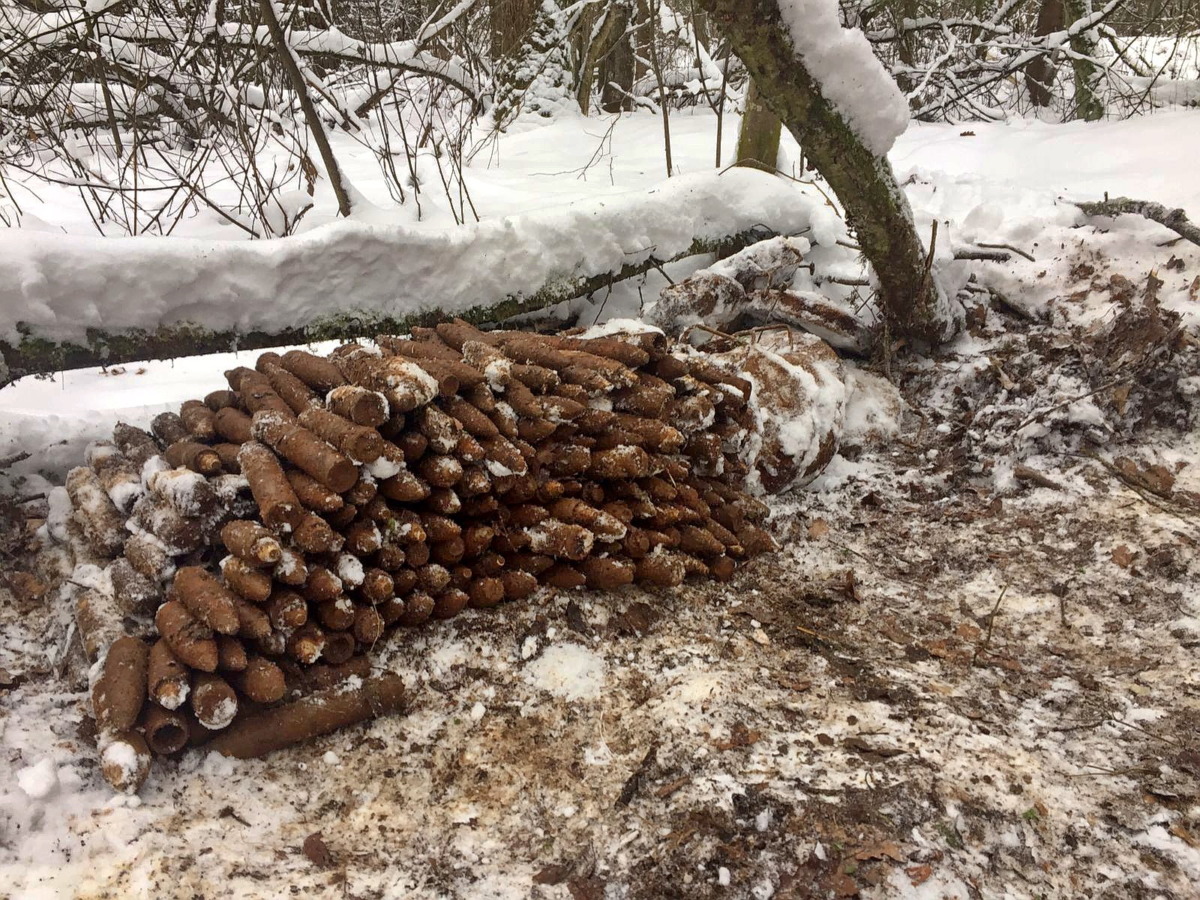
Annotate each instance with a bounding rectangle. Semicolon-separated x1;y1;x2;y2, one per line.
0;170;823;382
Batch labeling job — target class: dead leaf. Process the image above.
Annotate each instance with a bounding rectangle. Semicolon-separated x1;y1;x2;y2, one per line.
774;673;812;693
565;600;591;637
655;776;690;798
712;721;761;751
533;863;572;885
844;736;906;759
1111;545;1136;568
1169;823;1198;849
955;622;982;641
302;832;334;869
567;877;605;900
854;841;905;862
807;518;831;540
906;864;933;886
613;602;658;637
829;871;859;897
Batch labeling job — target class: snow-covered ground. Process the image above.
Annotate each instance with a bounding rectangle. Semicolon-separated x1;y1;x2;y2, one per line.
1;109;1199;899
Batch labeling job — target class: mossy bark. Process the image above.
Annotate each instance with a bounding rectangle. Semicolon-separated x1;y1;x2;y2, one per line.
735;78;782;171
699;0;952;345
0;229;773;385
1065;0;1104;121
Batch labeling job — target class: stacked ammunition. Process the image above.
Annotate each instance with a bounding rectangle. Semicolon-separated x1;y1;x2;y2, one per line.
60;320;786;792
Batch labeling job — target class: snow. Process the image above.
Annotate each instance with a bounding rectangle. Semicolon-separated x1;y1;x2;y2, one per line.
0;169;827;348
524;643;606;702
16;758;59;800
777;0;910;155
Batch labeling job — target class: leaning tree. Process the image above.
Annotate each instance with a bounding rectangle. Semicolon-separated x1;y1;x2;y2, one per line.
699;0;957;345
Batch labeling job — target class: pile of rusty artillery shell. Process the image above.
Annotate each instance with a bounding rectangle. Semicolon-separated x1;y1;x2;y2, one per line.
61;320;778;791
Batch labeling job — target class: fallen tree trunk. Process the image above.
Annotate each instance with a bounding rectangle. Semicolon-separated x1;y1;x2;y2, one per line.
1075;197;1200;248
0;228;772;385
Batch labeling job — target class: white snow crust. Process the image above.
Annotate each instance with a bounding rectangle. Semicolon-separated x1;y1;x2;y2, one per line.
777;0;910;155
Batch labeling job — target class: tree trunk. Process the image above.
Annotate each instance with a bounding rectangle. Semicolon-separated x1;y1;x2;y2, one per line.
491;0;537;59
0;229;775;386
599;12;635;112
1025;0;1064;108
576;1;630;114
258;0;354;217
735;77;781;171
1065;0;1104;121
698;0;952;344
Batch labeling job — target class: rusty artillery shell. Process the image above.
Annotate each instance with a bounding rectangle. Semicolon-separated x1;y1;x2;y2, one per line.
360;567;395;603
378;596;407;625
220;520;282;566
143;705;190;755
259;357;321;415
286;656;372;695
171;566;241;635
256;416;357;493
232;594;272;640
266;589;309;630
581;557;635;590
416;564;451;594
398;591;434;626
286;469;345;512
216;634;248;672
327;385;389;427
322;630;357;664
287;623;326;664
155;600;219;672
212;443;242;472
543;563;586;589
416;406;462;454
109;557;160;615
500;570;539;601
238;441;303;530
528;520;594;561
353;606;385;644
65;466;127;557
147;639;190;710
220;555;273;603
100;730;152;794
468;577;505;609
192;673;238;730
208;672;405;759
214;407;254;444
165;440;222;476
431;536;465;566
92;635;149;733
634;552;686;587
299;407;383;463
152;411;189;445
317;596;356;632
345;472;378;506
293;513;343;554
374;543;406;572
179;400;217;441
432;588;469;620
204;389;239;411
274;548;309;586
380;470;430;503
280;349;347;392
232;656;287;703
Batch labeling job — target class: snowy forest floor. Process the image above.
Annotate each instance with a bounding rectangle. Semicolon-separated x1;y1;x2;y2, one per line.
2;110;1200;900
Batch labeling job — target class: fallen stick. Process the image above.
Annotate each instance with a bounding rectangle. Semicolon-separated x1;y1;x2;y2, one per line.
1075;197;1200;248
206;672;406;758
